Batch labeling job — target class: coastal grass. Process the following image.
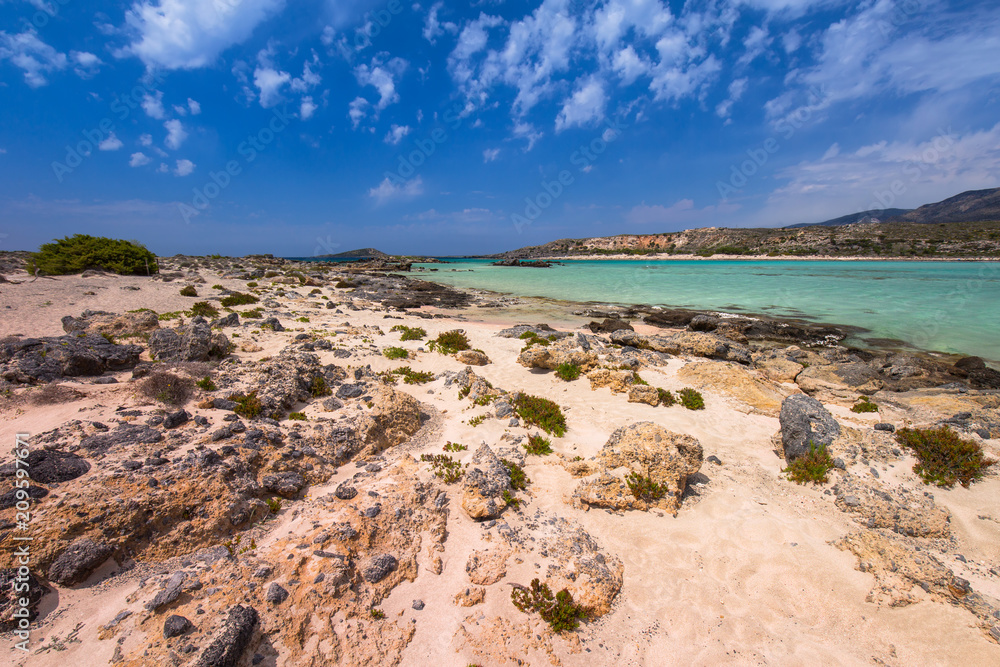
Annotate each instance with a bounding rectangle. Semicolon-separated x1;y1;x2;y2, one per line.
783;443;834;484
511;579;589;633
851;396;879;413
443;442;467;452
657;388;676;406
555;362;581;381
390;325;426;340
228;390;262;419
678;388;705;410
513;393;567;437
189;301;219;318
420;453;464;483
220;292;259;307
524;434;553;456
196;376;216;391
502;459;530;490
179;285;198;297
625;471;669;501
288;412;306;421
140;371;195;406
383;346;410;360
309;376;332;397
428;330;470;355
895;426;996;488
385;366;435;385
27;234;158;276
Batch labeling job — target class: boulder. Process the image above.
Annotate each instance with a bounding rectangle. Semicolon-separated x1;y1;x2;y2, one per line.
588;318;634;334
163;614;193;638
756;356;805;383
677;361;790;416
25;449;90;483
47;538;114;586
362;554;398;583
461;444;512;520
193;605;259;667
517;345;599;372
356;385;423;455
262;472;306;498
265;582;289;604
796;362;883;395
832;475;951;538
572;422;703;515
778;394;841;462
455;350;490;366
149;317;232;362
627;385;660;406
611;329;752;364
586;369;637;394
162;409;190;429
465;549;509;585
210;313;240;328
145;571;187;611
952;356;1000;389
61;309;159;337
0;335;142;384
0;569;50;631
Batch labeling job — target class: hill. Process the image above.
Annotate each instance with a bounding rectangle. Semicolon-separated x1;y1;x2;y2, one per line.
891;187;1000;224
786;208;911;228
314;247;390;259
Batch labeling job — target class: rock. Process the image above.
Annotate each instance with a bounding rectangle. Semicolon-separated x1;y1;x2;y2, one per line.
564;460;599;477
213;398;238;410
494;400;513;418
47;538;114;586
779;394;841;462
265;582;289;604
145;571;187;611
210;313;240;328
334;481;358;500
951;356;1000;389
756;356;804;383
80;422;162;454
193;605;259;667
61;309;160;337
627;385;660;406
262;472;305;498
164;614;193;638
0;334;143;384
25;449;90;483
496;324;570;340
874;423;895;432
0;569;49;632
611;329;751;365
796;362;883;395
453;586;486;607
356;385;423;455
588;318;633;334
688;314;719;332
586;369;636;394
455;350;490;365
517;344;599;372
322;397;344;411
677;361;790;416
412;599;425;611
362;554;398;583
260;317;284;332
336;383;365;399
833;476;951;538
0;485;48;509
163;409;190;429
572;422;703;515
465;549;509;585
149;317;232;362
461;444;512;520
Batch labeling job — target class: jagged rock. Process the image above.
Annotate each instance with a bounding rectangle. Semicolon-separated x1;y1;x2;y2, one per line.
163;409;190;429
242;349;340;414
0;569;49;632
779;394;841;461
588;318;634;334
0;485;48;509
572;422;703;515
0;334;142;384
80;423;163;454
952;356;1000;389
627;385;660;406
362;554;398;583
610;329;751;364
334;481;358;500
755;355;804;383
193;605;259;667
465;549;509;585
455;350;490;365
260;317;284;332
356;385;422;455
461;444;512;520
149;317;232;362
517;343;599;372
496;324;570;340
24;449;90;483
262;472;306;498
61;309;160;337
145;571;187;611
163;614;193;638
586;369;636;394
265;582;289;604
832;475;951;537
210;313;240;328
47;538;114;586
796;362;883;395
454;586;486;607
336;383;364;399
677;361;790;416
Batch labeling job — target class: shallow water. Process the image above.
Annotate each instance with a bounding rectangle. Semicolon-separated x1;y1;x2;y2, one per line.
413;259;1000;362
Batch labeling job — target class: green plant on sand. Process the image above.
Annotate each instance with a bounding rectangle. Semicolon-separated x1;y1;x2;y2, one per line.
513;393;567;437
428;330;471;355
27;234;158;276
895;426;995;488
782;442;834;484
511;578;589;633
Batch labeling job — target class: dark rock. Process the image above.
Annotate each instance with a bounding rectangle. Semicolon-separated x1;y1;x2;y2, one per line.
163;409;191;429
494;401;513;419
779;394;841;462
164;614;193;638
262;472;305;498
261;317;284;332
145;571;187;611
322;397;344;411
362;554;398;583
833;457;846;470
688;314;720;332
211;426;232;441
122;460;142;471
587;318;634;334
81;423;162;454
213;398;238;411
0;568;50;631
412;599;425;610
93;376;118;384
874;423;896;432
336;383;364;399
194;415;209;426
334;482;357;500
147;415;165;426
706;455;722;466
265;582;289;604
210;313;240;328
48;538;114;586
492;258;552;267
0;334;142;384
193;604;259;667
25;449;90;483
332;348;351;358
0;485;48;509
149;317;232;362
953;356;986;372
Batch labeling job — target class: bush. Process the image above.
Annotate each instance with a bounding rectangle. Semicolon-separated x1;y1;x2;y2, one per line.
296;316;310;323
420;453;464;483
288;412;306;421
196;376;216;391
243;308;264;319
678;388;705;410
524;434;553;456
657;388;676;406
139;371;194;406
220;292;259;307
428;330;471;355
309;376;332;397
555;363;580;381
179;285;198;297
386;366;434;385
27;234;158;276
212;284;225;290
443;442;467;452
390;325;427;341
189;301;219;318
513;393;567;437
502;459;529;490
383;346;409;360
782;442;833;484
468;415;486;427
519;331;551;351
228;390;262;419
895;427;996;488
851;396;879;413
511;579;589;633
625;471;669;501
335;280;356;288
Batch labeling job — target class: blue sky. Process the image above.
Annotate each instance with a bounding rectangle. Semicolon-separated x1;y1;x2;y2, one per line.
1;0;998;256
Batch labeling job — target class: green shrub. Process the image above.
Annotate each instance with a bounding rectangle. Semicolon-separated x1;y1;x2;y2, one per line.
678;388;705;410
212;284;225;290
895;427;996;488
264;271;280;278
851;396;879;413
511;579;589;633
296;316;310;323
468;415;486;427
554;363;580;381
335;280;356;288
243;308;264;319
220;292;259;307
502;459;529;490
189;301;219;318
139;371;194;406
369;609;385;620
180;285;198;297
428;330;471;355
625;471;669;501
391;325;426;341
657;388;675;407
383;346;409;360
420;453;464;483
783;442;833;484
196;376;216;391
228;391;262;419
524;434;553;456
288;411;306;421
386;366;434;385
265;497;282;513
310;376;332;397
27;234;158;276
309;288;321;295
513;393;567;437
519;330;551;351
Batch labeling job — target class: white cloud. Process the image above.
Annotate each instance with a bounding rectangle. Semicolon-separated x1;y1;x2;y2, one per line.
99;133;124;151
139;133;153;146
300;96;317;119
174;158;195;176
129;151;151;167
483;148;500;163
368;175;423;203
187;98;201;115
626;198;740;225
164;119;188;150
822;142;840;160
141;91;164;119
737;25;771;66
253;46;292;108
354;56;408;110
612;45;649;85
715;76;748;118
513;122;543;151
0;30;67;87
121;0;286;69
384;124;411;145
348;97;369;128
290;54;321;93
423;2;458;44
555;76;607;131
157;163;168;173
0;148;6;154
70;50;102;78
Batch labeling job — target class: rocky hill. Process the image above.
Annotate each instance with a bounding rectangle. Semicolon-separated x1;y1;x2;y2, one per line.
786;208;911;228
892;187;1000;224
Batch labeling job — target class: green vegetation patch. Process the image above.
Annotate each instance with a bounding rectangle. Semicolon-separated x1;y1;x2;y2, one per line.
657;388;676;407
385;366;435;385
511;579;589;633
383;346;410;360
27;234;158;276
678;388;705;410
220;292;259;307
196;376;217;391
443;442;467;452
180;285;198;297
625;471;669;501
189;301;219;318
310;376;332;397
555;362;581;381
524;434;553;456
895;427;996;488
513;393;567;437
502;459;530;490
420;453;464;483
851;396;879;413
288;412;306;421
228;390;262;419
391;325;427;341
428;330;471;355
783;443;834;484
139;371;194;406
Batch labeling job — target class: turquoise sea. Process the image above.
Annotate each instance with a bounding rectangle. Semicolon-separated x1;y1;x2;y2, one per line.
413;259;1000;362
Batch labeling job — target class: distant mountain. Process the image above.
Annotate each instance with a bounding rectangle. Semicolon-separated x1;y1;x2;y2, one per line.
786;208;911;228
890;187;1000;224
315;248;389;259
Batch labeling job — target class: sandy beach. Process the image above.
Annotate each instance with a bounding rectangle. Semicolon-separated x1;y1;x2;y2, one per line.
1;258;998;666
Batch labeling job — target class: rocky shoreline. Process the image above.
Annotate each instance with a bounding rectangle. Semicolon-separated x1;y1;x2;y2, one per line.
1;254;998;665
